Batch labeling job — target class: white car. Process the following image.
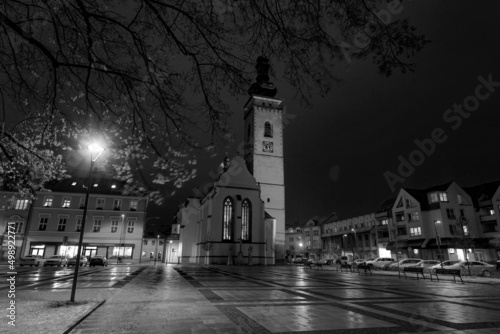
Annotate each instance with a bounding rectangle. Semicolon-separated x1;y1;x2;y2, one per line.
408;260;441;271
365;257;395;269
384;258;423;271
19;255;46;267
428;260;461;271
44;255;68;267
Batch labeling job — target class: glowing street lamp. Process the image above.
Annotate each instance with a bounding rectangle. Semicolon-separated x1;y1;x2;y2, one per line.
70;143;104;302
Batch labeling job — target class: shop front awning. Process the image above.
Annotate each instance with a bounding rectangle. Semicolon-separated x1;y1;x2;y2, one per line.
386;239;425;251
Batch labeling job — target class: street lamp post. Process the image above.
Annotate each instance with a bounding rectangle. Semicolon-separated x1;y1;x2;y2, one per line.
351;228;357;260
70;144;104;302
154;234;159;266
117;214;125;264
433;220;443;267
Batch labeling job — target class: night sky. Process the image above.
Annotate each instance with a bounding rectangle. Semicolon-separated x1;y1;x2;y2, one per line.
149;1;500;230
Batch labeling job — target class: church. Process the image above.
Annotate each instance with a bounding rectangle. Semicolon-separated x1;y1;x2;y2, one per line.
172;57;286;265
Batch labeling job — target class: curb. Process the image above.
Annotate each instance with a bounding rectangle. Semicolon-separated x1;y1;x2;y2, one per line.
62;299;106;334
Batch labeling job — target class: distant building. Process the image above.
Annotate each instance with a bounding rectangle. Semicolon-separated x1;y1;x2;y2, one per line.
284;225;303;259
23;175;148;262
0;192;31;260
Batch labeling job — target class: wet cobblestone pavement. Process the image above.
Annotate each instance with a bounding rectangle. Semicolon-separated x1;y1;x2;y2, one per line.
71;264;500;333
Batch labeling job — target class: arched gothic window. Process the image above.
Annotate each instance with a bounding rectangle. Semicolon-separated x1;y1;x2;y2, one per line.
223;197;234;240
241;199;251;241
264;122;273;138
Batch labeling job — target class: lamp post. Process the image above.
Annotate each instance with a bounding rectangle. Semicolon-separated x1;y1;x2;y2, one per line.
351;228;357;260
154;234;159;266
70;143;104;302
433;220;443;267
168;240;172;264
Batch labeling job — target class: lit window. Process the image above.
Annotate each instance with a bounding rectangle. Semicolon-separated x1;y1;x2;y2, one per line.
71;182;77;186
130;200;138;211
241;199;251;241
57;217;67;231
93;218;102;232
439;192;448;202
39;217;48;231
457;194;463;205
223;197;233;240
410;227;421;236
15;199;29;210
44;197;53;207
381;219;388;225
430;193;439;203
448;248;455;254
62;197;71;208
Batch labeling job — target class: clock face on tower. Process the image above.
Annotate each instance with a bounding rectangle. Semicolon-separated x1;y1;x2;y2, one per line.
262;141;274;153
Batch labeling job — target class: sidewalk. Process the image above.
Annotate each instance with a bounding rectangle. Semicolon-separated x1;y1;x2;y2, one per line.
70;264;239;333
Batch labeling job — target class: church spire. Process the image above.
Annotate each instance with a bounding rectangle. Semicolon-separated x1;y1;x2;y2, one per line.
247;56;278;97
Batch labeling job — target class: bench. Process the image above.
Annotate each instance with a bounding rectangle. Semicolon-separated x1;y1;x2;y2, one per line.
338;263;352;273
356;264;372;275
430;268;463;284
403;266;425;280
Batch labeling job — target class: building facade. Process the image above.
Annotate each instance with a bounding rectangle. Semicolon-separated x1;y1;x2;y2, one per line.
0;193;31;260
23;176;147;262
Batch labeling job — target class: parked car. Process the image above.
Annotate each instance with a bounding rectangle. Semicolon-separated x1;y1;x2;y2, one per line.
89;255;108;267
443;260;495;277
408;260;441;272
19;255;46;267
383;258;423;271
44;255;68;267
365;257;395;269
67;255;88;267
353;259;370;266
428;260;461;272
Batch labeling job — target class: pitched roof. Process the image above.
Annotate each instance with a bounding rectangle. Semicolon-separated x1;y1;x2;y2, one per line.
375;197;396;214
464;180;500;206
43;174;129;195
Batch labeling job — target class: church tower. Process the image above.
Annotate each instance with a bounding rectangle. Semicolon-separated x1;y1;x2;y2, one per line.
244;56;286;246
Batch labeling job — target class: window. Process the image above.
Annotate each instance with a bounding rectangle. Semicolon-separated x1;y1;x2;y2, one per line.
130;200;138;211
127;218;136;233
5;221;23;233
143;240;148;245
96;198;105;210
446;209;456;219
313;240;319;248
410;227;421;236
405;198;415;208
305;230;310;236
222;197;233;240
408;212;420;222
381;219;388;225
152;240;156;245
264;121;273;137
15;199;29;210
93;217;102;232
289;237;294;242
241;199;251;241
44;196;53;207
313;230;319;236
113;199;121;210
397;226;407;236
457;194;463;205
62;197;71;208
395;212;405;222
39;217;48;230
430;193;439;203
449;224;459;235
79;197;86;209
75;216;82;232
439;192;448;202
57;217;67;231
111;218;119;233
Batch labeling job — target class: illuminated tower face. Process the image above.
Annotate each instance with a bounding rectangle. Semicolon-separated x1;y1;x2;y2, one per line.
244;65;286;245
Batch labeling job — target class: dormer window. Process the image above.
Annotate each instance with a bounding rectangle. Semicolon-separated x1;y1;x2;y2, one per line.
43;196;53;207
62;197;71;208
96;198;105;210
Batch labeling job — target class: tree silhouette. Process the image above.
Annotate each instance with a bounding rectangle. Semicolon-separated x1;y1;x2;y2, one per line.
0;0;427;200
